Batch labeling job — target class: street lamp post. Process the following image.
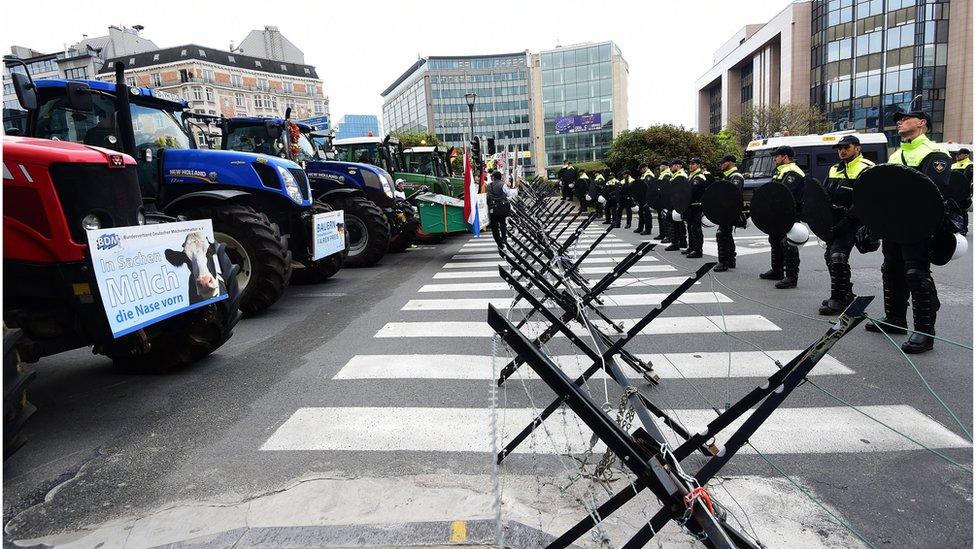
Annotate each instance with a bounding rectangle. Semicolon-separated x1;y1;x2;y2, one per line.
464;92;477;145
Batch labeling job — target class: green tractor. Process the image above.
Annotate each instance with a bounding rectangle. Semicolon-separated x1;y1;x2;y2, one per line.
333;136;465;198
401;145;465;198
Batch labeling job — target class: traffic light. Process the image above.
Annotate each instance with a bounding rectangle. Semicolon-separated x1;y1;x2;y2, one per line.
487;137;496;156
470;138;481;163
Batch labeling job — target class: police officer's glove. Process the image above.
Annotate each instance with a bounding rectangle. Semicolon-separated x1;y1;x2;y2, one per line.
854;225;880;254
568;183;574;189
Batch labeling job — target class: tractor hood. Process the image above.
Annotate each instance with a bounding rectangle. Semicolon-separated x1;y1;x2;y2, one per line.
305;160;395;207
161;149;312;206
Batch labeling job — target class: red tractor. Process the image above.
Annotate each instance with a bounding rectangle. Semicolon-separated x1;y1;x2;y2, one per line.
3;135;242;457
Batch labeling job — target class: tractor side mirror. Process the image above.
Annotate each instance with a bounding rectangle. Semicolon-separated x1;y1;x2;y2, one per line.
66;82;93;112
11;72;36;111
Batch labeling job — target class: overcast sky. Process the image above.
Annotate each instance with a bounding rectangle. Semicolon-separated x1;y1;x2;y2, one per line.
3;1;788;129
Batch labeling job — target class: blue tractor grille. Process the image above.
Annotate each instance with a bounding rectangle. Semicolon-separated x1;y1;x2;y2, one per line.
252;162;281;190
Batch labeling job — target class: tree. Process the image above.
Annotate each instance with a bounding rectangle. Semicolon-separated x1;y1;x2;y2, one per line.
606;125;741;174
726;104;831;145
391;131;443;148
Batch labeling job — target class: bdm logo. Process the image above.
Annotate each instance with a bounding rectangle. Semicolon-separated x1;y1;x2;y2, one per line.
96;233;120;250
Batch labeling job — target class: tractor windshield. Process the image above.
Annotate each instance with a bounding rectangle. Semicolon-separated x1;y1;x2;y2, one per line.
336;143;383;167
403;152;435;176
292;132;318;163
34;92;192;151
224;124;285;156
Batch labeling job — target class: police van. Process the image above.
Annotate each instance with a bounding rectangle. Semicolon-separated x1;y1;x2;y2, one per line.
740;132;889;203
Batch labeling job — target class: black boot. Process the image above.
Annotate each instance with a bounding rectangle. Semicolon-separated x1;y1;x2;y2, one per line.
760;236;784;280
775;276;797;289
664;241;681;251
902;268;939;353
781;241;800;288
713;263;730;272
819;258;855;315
866;264;909;334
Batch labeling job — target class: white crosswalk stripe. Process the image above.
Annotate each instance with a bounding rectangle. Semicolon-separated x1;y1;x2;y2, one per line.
401;292;732;310
261;406;971;455
420;276;699;288
443;260;670;269
375;315;780;338
333;351;853;380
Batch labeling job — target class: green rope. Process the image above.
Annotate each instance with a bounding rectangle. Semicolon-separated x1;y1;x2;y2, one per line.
749;443;878;549
864;317;973;350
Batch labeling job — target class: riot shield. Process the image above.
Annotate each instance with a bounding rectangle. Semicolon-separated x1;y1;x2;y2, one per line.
669;177;692;215
853;164;944;244
750;181;796;236
802;179;834;241
701;179;743;227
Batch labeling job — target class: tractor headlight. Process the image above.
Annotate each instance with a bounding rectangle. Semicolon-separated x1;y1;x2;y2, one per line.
82;213;103;231
277;165;304;203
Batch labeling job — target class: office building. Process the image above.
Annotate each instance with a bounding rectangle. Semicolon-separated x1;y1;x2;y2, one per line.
335;114;381;139
530;41;629;172
381;52;534;174
696;0;973;145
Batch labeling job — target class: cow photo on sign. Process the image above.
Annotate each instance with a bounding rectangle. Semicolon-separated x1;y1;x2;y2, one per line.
165;232;227;305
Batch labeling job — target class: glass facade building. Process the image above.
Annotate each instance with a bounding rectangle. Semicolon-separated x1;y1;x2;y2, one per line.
810;0;951;145
381;53;533;173
539;42;625;166
335;114;381;139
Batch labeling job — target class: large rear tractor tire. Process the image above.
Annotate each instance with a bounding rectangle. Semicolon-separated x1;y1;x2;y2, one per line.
4;327;35;460
292;201;347;284
331;196;389;268
105;243;244;373
387;198;419;253
185;204;291;316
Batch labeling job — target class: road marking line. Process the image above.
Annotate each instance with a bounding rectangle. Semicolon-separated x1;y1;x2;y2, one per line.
442;261;669;269
421;276;698;288
430;269;682;280
434;263;678;280
333;351;853;380
401;292;732;310
260;406;971;454
374;315;779;338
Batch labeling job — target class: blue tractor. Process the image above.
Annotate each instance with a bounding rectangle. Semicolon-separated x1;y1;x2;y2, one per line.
222;116;419;266
10;62;345;315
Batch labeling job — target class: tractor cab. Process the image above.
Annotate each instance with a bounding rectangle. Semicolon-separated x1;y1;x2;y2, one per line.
740;132;889;204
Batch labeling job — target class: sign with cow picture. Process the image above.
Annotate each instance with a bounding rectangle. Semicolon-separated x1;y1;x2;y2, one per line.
85;220;229;338
313;209;345;261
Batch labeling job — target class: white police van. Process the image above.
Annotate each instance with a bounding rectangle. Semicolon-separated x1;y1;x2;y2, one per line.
740;132;890;203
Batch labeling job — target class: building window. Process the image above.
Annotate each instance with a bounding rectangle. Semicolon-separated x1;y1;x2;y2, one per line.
284;82;293;94
235;92;246;108
255;60;262;68
192;87;203;101
271;96;278;111
126;77;136;87
198;49;207;57
254;95;264;109
258;78;268;91
231;74;242;87
203;69;214;83
228;55;236;63
150;73;161;87
179;69;191;83
205;88;214;102
314;100;324;114
309;84;317;96
64;67;88;79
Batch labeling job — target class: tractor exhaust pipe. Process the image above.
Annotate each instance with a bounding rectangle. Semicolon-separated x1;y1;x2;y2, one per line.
114;62;138;159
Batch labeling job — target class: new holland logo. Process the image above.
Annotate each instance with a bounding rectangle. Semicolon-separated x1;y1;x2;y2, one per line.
208;171;218;181
108;155;125;168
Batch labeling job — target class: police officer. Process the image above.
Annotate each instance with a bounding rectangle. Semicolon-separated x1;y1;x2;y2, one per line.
558;161;577;201
653;163;671;241
633;164;651;233
951;147;973;235
589;170;606;217
760;145;805;289
684;158;710;258
576;169;591;212
819;135;875;315
866;110;953;353
664;159;688;251
714;154;744;272
616;169;635;229
603;171;621;226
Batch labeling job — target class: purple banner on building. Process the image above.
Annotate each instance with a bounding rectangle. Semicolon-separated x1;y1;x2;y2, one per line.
554;113;602;134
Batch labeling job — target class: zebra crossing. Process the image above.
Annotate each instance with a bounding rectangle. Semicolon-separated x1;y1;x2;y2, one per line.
261;221;971;462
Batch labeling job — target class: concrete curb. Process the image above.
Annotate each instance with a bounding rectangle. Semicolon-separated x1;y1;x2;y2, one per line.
151;519;572;548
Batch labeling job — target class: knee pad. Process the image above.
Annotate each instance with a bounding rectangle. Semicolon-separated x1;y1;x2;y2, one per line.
828;252;848;266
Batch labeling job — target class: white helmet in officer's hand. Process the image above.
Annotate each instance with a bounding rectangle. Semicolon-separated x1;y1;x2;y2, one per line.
786;222;810;246
585;195;591;201
597;195;606;204
671;210;682;222
951;233;969;261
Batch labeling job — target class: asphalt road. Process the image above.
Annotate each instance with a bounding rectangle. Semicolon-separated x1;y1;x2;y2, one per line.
3;204;972;548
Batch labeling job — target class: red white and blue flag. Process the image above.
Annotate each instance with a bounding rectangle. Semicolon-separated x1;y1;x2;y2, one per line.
463;147;481;236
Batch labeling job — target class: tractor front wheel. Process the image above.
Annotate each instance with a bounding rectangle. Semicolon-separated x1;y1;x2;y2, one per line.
291;201;347;284
330;196;389;268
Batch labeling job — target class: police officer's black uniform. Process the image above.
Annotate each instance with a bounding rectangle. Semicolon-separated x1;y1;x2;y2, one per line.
820;135;875;315
865;111;954;353
714;155;744;272
632;167;650;233
557;163;577;201
653;166;671;241
603;174;621;226
616;172;635;229
575;171;591;212
663;162;688;251
759;146;805;289
684;158;710;258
